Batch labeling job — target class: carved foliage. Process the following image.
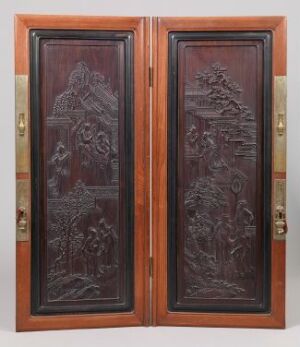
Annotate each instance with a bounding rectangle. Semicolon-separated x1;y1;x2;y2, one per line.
53;62;118;118
193;63;253;120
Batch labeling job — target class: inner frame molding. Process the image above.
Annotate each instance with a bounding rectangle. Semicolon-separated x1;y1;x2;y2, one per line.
30;29;134;315
168;31;272;313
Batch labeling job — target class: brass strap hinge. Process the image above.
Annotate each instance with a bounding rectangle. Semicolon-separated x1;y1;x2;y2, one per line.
16;75;30;242
149;67;153;87
273;76;287;240
16;180;30;241
274;179;287;240
274;76;287;173
16;75;29;173
149;257;153;277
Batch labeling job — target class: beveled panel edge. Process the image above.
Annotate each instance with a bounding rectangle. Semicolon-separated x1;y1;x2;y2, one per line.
274;76;287;173
167;30;272;314
30;29;134;315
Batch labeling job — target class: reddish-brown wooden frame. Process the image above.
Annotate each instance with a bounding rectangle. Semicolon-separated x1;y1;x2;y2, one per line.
152;16;287;329
15;14;150;331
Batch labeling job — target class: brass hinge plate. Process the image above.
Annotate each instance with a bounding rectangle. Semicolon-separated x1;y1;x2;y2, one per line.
16;74;30;242
149;67;153;87
149;257;153;277
274;76;287;173
273;179;287;240
16;179;30;242
16;75;29;173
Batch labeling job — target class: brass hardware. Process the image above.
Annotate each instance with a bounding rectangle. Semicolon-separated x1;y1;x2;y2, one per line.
149;256;153;277
18;113;26;136
275;205;286;235
273;77;287;240
16;75;29;173
276;112;285;136
17;207;27;232
16;180;30;241
273;179;287;240
274;76;287;173
149;67;153;87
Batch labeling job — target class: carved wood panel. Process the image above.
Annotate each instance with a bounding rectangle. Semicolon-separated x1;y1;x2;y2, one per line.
168;33;272;312
31;31;133;314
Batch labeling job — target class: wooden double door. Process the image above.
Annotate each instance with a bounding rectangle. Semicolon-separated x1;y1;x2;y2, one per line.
15;15;287;331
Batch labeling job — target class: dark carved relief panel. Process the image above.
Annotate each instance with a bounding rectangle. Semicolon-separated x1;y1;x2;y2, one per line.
183;63;257;300
169;35;271;312
31;33;133;314
46;60;121;303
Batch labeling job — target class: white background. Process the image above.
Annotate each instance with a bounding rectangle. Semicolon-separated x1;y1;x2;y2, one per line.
1;0;300;346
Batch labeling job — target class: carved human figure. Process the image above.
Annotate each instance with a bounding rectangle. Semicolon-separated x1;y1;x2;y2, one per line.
236;200;254;228
231;232;253;277
186;125;199;154
48;142;70;197
98;218;116;266
104;227;116;265
199;131;217;158
185;211;201;258
77;122;94;166
81;227;101;277
230;201;255;276
208;150;229;173
214;215;234;277
95;131;110;158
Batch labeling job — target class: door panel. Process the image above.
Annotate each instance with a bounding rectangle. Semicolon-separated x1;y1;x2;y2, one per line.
15;15;149;331
16;15;287;331
168;34;271;312
31;31;133;314
152;17;287;328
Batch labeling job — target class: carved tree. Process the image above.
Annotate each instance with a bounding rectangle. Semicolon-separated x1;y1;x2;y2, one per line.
51;180;95;274
195;63;253;120
185;177;227;211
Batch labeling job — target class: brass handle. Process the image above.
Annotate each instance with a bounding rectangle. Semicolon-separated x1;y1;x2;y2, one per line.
275;205;287;235
17;206;27;233
18;113;26;136
277;112;285;136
